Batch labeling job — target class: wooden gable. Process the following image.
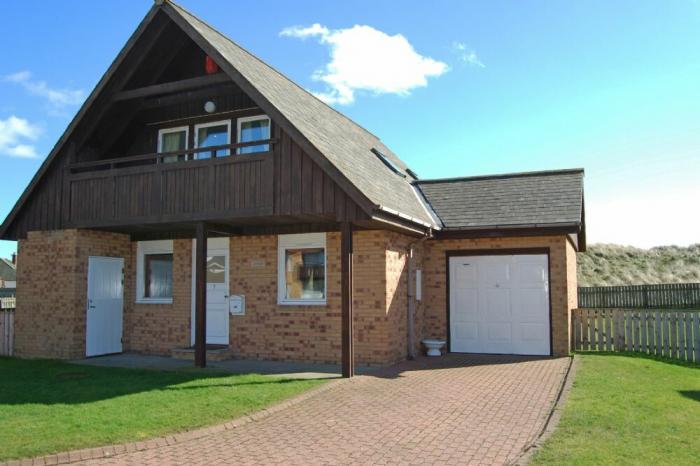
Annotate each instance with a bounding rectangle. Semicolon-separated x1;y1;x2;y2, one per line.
1;6;369;240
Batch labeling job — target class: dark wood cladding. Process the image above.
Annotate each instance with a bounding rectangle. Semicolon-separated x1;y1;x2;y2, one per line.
68;153;273;227
1;9;371;241
273;125;365;222
5;111;366;240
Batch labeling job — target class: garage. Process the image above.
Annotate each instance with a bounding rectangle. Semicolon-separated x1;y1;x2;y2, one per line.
448;252;551;356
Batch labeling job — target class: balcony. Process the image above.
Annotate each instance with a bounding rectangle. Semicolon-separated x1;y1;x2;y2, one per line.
65;139;276;228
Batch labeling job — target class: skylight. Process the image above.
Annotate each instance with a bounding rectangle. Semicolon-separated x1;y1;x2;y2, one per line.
371;148;406;178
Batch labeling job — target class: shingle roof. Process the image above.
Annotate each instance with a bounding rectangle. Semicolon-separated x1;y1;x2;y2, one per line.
0;259;16;282
416;169;584;230
166;2;436;227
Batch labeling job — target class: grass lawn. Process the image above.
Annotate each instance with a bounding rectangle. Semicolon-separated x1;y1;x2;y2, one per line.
532;353;700;465
0;357;324;461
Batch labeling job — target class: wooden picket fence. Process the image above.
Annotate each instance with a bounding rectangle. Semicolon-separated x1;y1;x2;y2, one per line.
571;308;700;363
0;307;14;356
578;283;700;309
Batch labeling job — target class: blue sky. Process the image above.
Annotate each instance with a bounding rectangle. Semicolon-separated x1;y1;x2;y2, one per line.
1;0;699;259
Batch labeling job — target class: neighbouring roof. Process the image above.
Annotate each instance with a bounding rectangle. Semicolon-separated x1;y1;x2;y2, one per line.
0;259;16;282
416;169;584;230
165;1;436;227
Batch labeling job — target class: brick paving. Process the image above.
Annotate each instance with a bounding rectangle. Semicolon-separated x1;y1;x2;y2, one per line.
26;354;570;466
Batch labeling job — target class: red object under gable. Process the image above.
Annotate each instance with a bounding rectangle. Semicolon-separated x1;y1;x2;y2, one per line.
205;55;219;74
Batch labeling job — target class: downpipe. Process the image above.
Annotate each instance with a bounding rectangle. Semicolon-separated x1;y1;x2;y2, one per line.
406;232;430;360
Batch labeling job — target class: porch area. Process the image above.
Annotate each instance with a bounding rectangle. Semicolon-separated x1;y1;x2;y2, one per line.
13;226;417;377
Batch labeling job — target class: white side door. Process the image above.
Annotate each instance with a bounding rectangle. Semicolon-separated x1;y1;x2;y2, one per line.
86;257;124;357
191;237;230;345
449;254;550;356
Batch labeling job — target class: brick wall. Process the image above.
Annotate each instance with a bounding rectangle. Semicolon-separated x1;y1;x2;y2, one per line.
15;228;575;362
123;239;192;355
422;235;577;356
565;238;578;352
15;229;131;359
228;230;413;366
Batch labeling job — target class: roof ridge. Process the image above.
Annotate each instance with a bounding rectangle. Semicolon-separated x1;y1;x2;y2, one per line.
416;168;585;184
164;0;381;141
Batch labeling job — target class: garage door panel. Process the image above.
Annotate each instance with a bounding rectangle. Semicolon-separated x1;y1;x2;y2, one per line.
454;322;478;341
485;322;511;343
452;289;478;322
519;323;548;341
449;254;550;356
453;262;477;288
516;289;548;320
481;289;511;319
518;265;547;288
478;261;511;288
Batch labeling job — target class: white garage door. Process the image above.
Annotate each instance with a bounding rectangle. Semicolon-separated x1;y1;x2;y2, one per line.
449;254;550;356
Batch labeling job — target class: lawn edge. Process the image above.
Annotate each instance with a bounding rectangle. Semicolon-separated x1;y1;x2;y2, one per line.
0;376;345;466
510;355;578;466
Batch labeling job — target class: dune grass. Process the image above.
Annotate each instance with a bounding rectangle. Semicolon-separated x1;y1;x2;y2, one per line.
578;243;700;286
0;357;324;461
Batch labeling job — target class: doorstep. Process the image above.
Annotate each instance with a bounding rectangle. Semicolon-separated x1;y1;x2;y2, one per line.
171;345;233;362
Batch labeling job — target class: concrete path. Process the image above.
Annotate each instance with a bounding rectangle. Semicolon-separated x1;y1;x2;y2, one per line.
61;354;570;466
71;353;370;380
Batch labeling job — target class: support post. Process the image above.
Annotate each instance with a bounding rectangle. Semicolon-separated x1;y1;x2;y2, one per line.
341;222;354;378
194;222;208;368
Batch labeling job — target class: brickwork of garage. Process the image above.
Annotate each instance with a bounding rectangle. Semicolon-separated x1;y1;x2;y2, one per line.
422;235;577;356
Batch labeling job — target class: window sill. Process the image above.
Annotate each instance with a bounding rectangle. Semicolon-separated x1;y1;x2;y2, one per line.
136;298;173;305
277;300;327;307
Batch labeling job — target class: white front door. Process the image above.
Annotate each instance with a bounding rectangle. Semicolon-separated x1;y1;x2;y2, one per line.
449;254;550;356
191;237;230;345
86;256;124;357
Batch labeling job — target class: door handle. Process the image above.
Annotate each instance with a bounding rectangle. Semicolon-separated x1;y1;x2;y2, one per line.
88;299;96;310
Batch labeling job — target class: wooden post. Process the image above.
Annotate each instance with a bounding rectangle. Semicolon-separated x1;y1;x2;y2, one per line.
341;222;354;378
194;222;208;368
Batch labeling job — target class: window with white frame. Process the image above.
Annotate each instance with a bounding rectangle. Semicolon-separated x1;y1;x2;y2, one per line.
158;126;188;163
136;240;174;303
278;233;326;305
194;120;231;159
237;115;271;154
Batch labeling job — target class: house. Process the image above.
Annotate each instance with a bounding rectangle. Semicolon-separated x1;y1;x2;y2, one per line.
0;255;16;289
0;0;584;376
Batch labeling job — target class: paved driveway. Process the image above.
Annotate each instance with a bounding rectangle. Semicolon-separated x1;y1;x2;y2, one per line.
74;354;569;466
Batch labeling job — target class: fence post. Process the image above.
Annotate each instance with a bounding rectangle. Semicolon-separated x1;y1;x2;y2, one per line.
694;312;700;364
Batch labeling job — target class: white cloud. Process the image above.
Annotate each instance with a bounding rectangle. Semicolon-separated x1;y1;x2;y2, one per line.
0;115;41;158
3;71;85;114
281;24;449;105
280;23;330;40
452;42;485;68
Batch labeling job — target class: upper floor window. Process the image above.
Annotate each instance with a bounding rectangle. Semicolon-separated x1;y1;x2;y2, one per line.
237;115;270;154
195;120;231;159
158;126;188;163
